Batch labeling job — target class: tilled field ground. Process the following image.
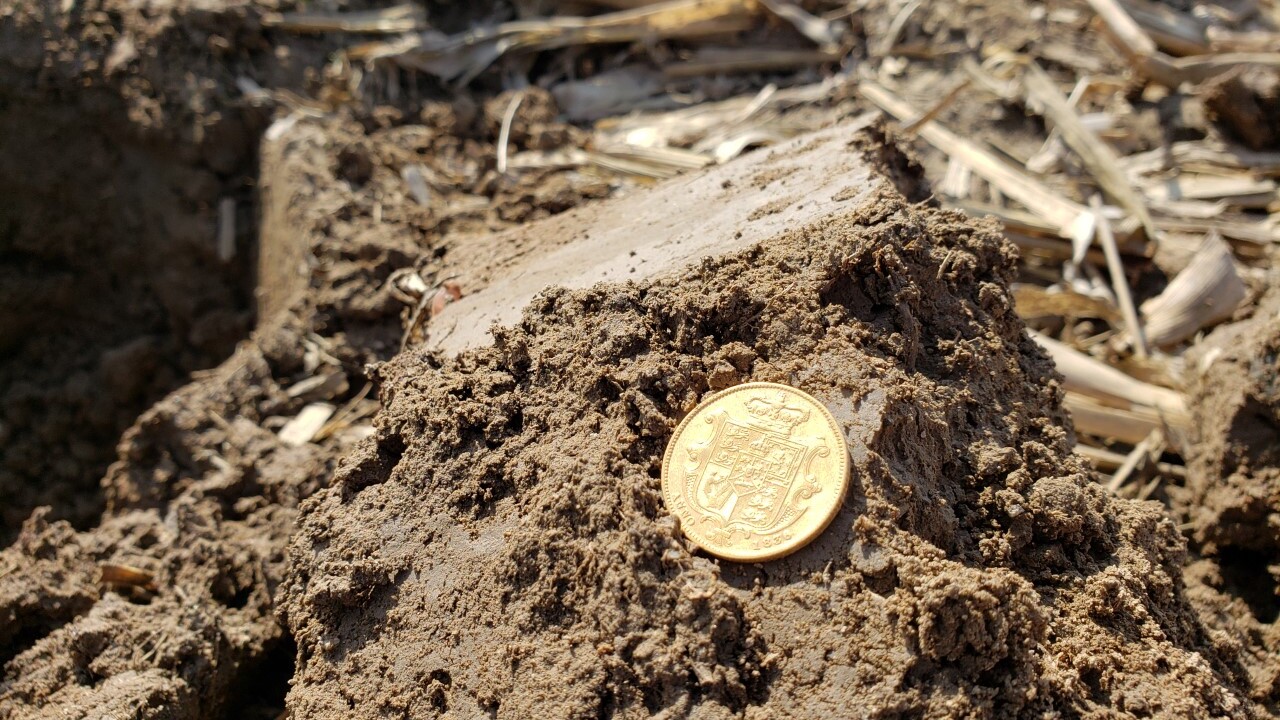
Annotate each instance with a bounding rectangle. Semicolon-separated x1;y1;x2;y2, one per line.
2;0;1279;717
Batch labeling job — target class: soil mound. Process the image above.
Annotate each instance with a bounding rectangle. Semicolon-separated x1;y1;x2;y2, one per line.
0;86;626;718
1185;288;1280;584
282;137;1254;718
0;0;339;536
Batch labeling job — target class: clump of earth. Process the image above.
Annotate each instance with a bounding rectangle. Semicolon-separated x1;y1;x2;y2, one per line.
280;140;1256;717
3;0;1280;716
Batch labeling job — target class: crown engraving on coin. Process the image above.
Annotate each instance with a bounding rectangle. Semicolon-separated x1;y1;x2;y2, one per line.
661;382;850;562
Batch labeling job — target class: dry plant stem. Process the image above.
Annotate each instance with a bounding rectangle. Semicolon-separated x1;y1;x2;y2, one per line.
1142;174;1277;207
939;159;971;198
1023;63;1157;240
263;4;424;33
1105;428;1162;492
1118;140;1280;176
1118;0;1209;56
1033;332;1186;420
353;0;761;83
860;81;1088;235
1085;0;1280;84
1074;442;1186;479
663;48;840;77
1091;195;1150;357
1170;53;1280;83
757;0;840;50
1083;0;1182;85
1208;28;1280;53
1136;474;1162;500
1153;216;1279;248
315;382;376;442
1026;77;1090;174
1064;392;1185;450
878;0;923;55
948;199;1144;261
1140;233;1247;347
1086;0;1158;57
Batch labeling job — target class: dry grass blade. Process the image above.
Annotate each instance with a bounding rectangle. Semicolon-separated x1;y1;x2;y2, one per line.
1091;195;1150;357
1006;231;1123;265
1208;28;1280;53
597;77;834;146
901;78;972;134
1169;53;1280;83
1080;0;1190;86
315;383;377;442
592;77;840;167
1026;77;1090;174
587;144;712;178
1140;233;1247;347
1155;217;1280;246
1023;63;1156;240
263;4;425;34
1105;428;1164;493
939;158;972;199
1083;0;1158;59
861;80;1090;237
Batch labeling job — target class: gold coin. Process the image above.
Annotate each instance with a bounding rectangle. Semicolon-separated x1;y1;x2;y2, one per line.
661;382;850;562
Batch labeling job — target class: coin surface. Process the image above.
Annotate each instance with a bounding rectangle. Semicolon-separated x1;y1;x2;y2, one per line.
661;382;850;562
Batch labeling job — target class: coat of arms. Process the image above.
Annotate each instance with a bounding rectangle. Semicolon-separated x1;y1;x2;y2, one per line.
681;391;830;540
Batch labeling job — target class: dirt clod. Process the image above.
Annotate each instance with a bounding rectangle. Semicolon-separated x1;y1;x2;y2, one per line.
281;145;1254;717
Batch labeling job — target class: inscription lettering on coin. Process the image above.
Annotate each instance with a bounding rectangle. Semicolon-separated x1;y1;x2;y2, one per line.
661;382;850;562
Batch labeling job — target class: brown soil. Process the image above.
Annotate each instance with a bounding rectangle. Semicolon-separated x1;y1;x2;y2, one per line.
0;0;339;537
3;0;1280;716
1184;285;1280;564
0;0;628;710
280;140;1254;717
1173;286;1280;692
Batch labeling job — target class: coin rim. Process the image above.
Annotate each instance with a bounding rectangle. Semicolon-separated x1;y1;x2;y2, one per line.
660;381;851;562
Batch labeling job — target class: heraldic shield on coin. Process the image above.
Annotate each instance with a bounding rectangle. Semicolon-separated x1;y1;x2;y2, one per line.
661;382;851;562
